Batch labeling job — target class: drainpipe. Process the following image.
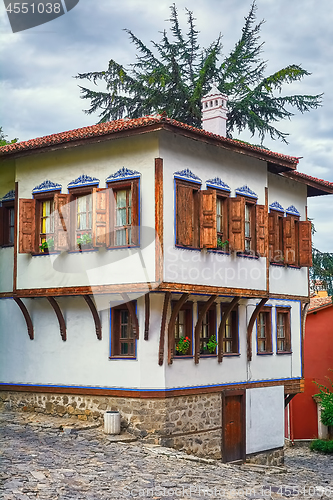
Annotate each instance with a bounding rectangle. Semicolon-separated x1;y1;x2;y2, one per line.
290;399;295;446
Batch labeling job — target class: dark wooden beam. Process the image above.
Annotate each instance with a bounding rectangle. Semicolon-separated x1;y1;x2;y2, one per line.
121;293;139;339
159;292;171;366
46;297;66;341
13;297;33;340
218;297;241;363
144;293;150;341
194;295;217;364
285;394;297;408
83;295;102;340
247;298;268;361
167;293;189;365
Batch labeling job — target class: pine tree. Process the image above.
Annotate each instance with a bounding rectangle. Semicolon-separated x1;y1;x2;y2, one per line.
75;2;322;144
311;248;333;296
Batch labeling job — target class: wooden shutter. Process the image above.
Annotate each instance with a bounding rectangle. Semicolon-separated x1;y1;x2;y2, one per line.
255;204;267;257
268;212;276;261
92;188;109;247
54;193;71;252
199;189;217;249
19;199;36;253
283;216;296;265
131;179;139;246
228;197;245;252
298;220;312;267
0;207;4;246
176;183;194;247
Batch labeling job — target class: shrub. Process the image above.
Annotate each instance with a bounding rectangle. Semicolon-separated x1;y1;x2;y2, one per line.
310;439;333;454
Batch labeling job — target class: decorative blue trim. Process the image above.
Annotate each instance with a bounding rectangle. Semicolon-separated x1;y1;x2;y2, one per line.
0;377;302;392
32;180;62;194
269;201;284;213
106;167;140;182
174;168;202;184
235;185;258;199
206;177;231;192
2;189;15;201
286;205;300;216
68;175;99;188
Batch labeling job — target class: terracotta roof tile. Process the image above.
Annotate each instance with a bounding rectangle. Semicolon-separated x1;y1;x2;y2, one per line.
309;295;333;312
287;170;333;190
0;114;299;165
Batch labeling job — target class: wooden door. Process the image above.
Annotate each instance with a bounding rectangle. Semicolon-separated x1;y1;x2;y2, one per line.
222;390;245;462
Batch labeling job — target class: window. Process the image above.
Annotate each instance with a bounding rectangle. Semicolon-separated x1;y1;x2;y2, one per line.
229;196;265;255
198;303;216;355
38;199;55;250
176;180;218;249
173;301;193;356
111;303;136;357
276;308;291;352
108;179;139;247
0;201;15;246
216;194;229;250
75;193;93;249
221;304;239;354
257;307;272;353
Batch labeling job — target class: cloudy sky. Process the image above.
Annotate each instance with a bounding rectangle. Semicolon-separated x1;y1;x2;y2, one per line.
0;0;332;251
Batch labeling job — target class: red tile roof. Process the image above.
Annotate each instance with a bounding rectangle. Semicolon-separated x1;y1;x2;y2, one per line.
286;170;333;190
309;295;333;312
0;114;299;166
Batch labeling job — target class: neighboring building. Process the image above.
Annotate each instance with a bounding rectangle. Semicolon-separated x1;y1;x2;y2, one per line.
1;90;333;462
285;294;333;442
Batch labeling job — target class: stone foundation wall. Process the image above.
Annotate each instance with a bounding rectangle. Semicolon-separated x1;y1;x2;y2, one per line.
0;390;222;458
246;447;284;466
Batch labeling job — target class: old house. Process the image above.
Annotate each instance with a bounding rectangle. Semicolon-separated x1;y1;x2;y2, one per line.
1;89;333;462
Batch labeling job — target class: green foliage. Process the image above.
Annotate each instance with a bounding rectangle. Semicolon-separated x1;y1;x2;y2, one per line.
77;233;93;247
0;126;18;146
39;238;54;252
206;335;218;354
76;1;322;144
176;336;190;354
310;439;333;454
314;376;333;428
311;248;333;296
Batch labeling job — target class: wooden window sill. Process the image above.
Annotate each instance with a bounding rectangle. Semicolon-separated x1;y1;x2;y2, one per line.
175;244;200;252
256;351;273;355
276;351;292;355
109;356;137;360
237;252;259;260
223;353;240;357
174;355;194;359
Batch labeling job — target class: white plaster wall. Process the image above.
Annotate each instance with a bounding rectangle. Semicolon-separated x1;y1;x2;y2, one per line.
0;248;13;292
268;172;308;296
160;131;267;291
0;294;166;390
15;134;159;290
246;385;285;454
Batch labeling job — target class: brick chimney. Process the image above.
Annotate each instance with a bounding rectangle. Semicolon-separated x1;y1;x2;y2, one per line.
201;85;228;137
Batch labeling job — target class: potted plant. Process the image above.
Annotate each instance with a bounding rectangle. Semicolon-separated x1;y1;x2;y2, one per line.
176;336;190;355
77;233;93;251
217;238;229;251
206;335;218;354
39;237;54;254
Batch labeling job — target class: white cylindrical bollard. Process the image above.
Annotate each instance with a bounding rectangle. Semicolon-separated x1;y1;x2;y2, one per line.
104;411;121;435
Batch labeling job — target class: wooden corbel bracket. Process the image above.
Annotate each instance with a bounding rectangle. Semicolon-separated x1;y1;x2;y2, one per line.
121;293;139;339
158;292;171;366
194;295;218;364
46;296;67;341
247;298;268;361
167;293;189;365
218;296;241;363
13;297;34;340
83;295;102;340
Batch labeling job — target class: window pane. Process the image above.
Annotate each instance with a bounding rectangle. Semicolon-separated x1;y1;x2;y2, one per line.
116;228;126;246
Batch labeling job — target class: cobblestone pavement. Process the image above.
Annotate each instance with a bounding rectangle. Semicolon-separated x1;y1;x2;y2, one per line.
0;412;332;500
